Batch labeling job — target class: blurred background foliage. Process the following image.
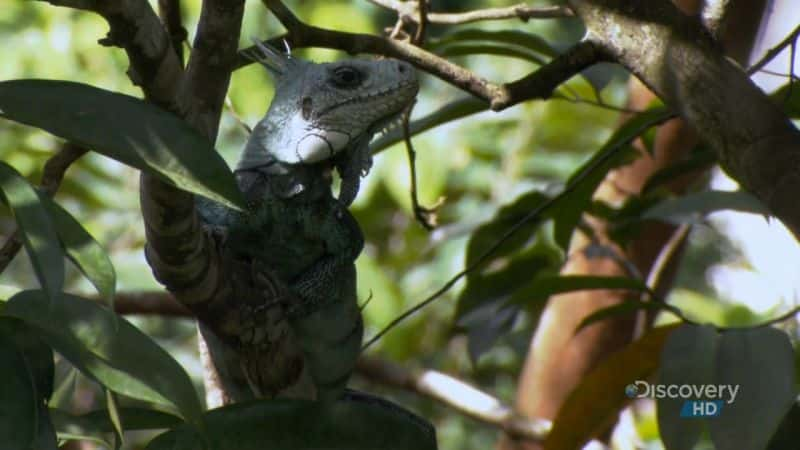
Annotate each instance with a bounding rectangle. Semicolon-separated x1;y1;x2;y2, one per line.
0;1;785;449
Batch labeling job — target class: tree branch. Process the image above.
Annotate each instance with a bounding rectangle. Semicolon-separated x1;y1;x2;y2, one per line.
355;356;551;442
259;0;601;111
158;0;188;63
570;0;800;239
370;1;574;24
0;143;87;274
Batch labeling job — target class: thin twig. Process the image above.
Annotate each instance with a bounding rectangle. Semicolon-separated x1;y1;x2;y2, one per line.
370;1;573;24
413;0;427;45
355;356;551;442
747;24;800;75
402;106;439;230
0;143;87;274
362;111;676;350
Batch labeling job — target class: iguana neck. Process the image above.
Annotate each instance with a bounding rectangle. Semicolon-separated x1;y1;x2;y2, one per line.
235;161;334;207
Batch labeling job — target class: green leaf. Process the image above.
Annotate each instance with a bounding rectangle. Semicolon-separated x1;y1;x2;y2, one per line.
643;190;770;224
709;327;796;450
771;82;800;118
428;29;557;58
40;194;116;303
657;324;719;450
552;107;673;249
508;275;651;307
4;291;202;423
50;407;182;436
544;324;679;450
106;390;124;449
576;299;679;331
0;317;56;450
371;96;487;153
465;190;552;270
0;80;245;210
147;392;436;450
641;147;717;194
437;43;547;65
0;161;64;303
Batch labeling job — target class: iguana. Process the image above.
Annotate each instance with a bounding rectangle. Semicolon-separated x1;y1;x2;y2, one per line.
194;42;418;404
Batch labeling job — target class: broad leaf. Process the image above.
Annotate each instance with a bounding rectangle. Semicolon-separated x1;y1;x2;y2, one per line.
0;162;63;302
657;324;719;450
428;29;557;58
551;107;673;249
576;299;678;331
643;190;770;224
465;190;553;271
41;194;116;303
507;275;651;307
147;391;437;450
0;80;245;210
4;291;202;423
50;407;181;447
544;324;679;450
0;317;57;450
709;327;796;450
372;96;487;153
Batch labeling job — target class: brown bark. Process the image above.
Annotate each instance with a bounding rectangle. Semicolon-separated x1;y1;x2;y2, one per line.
498;1;767;448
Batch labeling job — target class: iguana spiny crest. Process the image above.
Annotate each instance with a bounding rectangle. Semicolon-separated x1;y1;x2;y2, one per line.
239;41;419;205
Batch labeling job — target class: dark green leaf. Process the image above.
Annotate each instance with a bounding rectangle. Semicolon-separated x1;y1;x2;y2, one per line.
465;190;552;271
552;107;673;249
641;147;717;194
0;161;64;303
4;291;202;423
767;403;800;450
508;275;651;307
771;82;800;118
709;327;796;450
657;324;719;450
50;407;182;435
147;392;436;450
643;190;770;224
0;80;245;210
41;194;116;303
576;299;678;331
0;317;56;450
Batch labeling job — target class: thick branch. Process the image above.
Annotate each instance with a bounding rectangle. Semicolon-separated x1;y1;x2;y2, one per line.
571;0;800;239
158;0;188;63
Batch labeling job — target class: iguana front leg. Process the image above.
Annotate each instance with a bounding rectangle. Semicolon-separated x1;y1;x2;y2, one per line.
287;201;365;401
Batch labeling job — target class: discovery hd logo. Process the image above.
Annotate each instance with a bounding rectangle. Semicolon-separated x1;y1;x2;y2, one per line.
625;381;740;417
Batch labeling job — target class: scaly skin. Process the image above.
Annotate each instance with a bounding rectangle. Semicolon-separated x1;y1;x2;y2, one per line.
196;44;418;402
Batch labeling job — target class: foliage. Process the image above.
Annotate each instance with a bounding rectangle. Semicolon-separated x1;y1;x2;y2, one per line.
1;1;799;450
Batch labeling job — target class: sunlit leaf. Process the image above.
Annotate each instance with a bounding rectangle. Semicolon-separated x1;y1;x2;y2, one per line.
428;29;557;58
147;391;437;450
657;324;719;450
371;96;487;153
4;291;202;423
40;194;116;303
0;161;63;303
437;44;547;65
643;190;770;224
0;80;245;210
709;327;796;450
552;107;673;249
544;324;679;450
49;407;182;437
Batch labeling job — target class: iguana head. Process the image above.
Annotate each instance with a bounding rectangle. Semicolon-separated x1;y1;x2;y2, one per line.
238;41;419;205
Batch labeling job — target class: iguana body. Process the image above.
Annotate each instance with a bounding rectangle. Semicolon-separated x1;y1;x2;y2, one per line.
195;43;418;403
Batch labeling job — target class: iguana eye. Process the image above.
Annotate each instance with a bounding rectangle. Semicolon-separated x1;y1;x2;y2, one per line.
331;67;363;88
